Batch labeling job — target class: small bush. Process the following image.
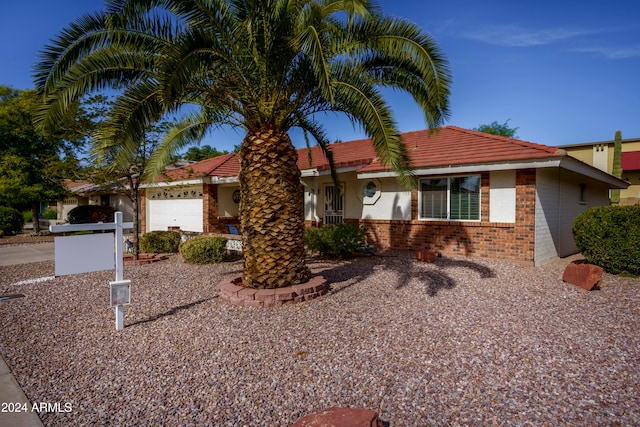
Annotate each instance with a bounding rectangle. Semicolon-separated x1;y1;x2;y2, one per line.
572;205;640;276
67;205;115;224
42;209;57;220
179;236;228;264
304;222;368;258
0;206;24;235
139;230;181;253
22;210;33;222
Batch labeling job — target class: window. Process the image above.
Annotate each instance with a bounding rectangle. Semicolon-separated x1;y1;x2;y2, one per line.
362;179;381;205
364;181;377;198
420;175;480;221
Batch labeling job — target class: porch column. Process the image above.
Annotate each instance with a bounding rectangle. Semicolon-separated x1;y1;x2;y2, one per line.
203;183;221;233
139;191;147;233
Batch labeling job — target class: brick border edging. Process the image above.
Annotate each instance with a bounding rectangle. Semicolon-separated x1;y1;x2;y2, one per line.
123;253;170;265
218;275;327;307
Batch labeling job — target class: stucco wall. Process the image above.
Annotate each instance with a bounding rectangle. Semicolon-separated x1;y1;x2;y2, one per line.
361;178;411;221
303;174;412;223
218;184;240;217
111;194;134;223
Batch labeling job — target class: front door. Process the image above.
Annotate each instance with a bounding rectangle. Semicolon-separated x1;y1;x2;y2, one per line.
324;184;344;225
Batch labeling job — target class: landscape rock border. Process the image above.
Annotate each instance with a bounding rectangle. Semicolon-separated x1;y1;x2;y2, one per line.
123;253;170;265
219;275;327;307
290;407;383;427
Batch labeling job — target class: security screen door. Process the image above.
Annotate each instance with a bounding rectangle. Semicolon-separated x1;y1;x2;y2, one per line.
324;184;344;224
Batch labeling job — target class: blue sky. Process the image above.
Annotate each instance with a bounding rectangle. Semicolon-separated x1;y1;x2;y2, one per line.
1;0;639;151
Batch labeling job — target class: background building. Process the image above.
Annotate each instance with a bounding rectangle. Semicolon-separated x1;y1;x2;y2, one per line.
560;136;640;205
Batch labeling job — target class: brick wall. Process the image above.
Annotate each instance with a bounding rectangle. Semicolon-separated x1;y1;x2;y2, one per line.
139;191;146;233
202;183;221;233
218;217;241;234
350;169;537;264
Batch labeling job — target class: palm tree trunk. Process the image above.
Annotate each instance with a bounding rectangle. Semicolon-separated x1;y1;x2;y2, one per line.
239;128;310;289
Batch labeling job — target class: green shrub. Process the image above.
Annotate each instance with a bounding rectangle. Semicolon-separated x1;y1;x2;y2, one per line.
67;205;115;224
0;206;24;235
42;209;57;220
139;230;182;253
22;210;33;222
179;236;228;264
304;222;368;258
572;205;640;276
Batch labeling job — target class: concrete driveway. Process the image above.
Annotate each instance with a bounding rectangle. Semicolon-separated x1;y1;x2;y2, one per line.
0;243;55;266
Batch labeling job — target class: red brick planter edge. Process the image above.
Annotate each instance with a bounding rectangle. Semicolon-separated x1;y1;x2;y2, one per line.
219;275;327;307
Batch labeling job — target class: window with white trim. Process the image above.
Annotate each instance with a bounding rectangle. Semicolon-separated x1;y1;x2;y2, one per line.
419;175;481;221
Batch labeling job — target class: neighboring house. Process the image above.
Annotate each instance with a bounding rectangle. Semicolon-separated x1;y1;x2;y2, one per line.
59;179;135;223
140;126;628;266
140;154;241;234
560;136;640;205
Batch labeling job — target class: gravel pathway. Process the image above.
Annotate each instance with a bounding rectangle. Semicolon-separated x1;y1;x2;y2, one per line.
1;252;639;426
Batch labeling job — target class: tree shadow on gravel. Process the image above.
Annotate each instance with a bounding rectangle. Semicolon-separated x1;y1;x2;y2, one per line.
313;252;495;297
436;257;495;279
127;297;217;327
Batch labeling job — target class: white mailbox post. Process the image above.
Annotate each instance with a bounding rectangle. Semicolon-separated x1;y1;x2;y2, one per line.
50;212;133;330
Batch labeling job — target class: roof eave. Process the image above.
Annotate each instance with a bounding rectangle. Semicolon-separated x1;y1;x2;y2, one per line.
358;157;629;189
559;157;629;189
210;176;239;184
358;158;567;179
139;177;211;188
304;164;371;177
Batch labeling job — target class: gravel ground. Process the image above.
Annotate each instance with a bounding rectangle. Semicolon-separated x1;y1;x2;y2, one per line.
1;251;639;426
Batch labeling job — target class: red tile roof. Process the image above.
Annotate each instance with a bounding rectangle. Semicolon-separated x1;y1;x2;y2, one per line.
359;126;563;173
297;139;377;171
63;179;92;190
167;126;565;179
162;153;240;180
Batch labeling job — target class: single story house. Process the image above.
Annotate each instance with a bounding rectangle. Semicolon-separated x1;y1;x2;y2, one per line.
59;179;135;223
140;126;628;266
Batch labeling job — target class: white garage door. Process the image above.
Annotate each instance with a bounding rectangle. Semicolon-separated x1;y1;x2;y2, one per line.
148;199;203;232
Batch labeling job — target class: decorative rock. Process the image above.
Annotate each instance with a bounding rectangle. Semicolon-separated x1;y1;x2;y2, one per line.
290;407;383;427
416;250;436;263
562;262;603;291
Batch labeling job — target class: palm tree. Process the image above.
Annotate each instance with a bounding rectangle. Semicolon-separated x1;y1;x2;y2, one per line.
34;0;450;289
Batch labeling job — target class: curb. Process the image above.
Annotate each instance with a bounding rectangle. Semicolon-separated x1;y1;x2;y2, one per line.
0;354;45;427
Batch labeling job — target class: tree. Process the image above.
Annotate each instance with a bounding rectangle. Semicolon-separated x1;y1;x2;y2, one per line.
0;86;85;232
183;145;229;162
90;118;174;259
34;0;451;289
474;119;519;138
611;129;623;205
